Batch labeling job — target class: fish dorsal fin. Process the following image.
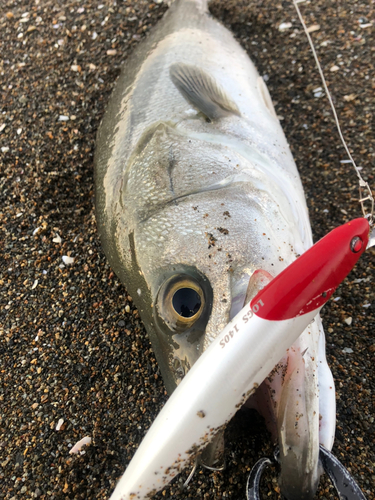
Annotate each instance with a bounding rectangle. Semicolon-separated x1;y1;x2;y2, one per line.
170;62;240;120
257;76;278;119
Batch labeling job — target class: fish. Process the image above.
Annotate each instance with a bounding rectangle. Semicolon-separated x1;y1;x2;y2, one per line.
94;0;336;498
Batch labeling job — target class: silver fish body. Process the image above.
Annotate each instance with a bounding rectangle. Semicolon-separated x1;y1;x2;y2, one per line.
94;0;335;497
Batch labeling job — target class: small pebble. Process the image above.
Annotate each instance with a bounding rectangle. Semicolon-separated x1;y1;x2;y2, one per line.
56;418;64;431
62;255;74;265
306;24;320;33
69;436;92;454
278;22;292;31
53;234;62;244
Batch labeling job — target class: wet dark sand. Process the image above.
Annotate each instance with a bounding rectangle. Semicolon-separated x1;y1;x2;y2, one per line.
1;0;374;498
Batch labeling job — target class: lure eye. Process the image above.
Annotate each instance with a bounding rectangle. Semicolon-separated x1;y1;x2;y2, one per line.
157;275;206;331
350;236;363;253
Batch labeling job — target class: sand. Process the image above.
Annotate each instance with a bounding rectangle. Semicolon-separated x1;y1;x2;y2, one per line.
1;0;374;498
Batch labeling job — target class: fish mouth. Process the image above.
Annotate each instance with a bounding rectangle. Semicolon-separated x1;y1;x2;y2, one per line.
234;269;321;500
277;427;320;500
229;268;275;320
273;326;321;500
228;272;252;320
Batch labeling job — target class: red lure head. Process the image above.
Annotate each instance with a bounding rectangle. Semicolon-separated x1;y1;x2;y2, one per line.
251;218;370;321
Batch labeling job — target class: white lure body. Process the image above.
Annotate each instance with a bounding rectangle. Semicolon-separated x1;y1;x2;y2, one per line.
110;306;320;500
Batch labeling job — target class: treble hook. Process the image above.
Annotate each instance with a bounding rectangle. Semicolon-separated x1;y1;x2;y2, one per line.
246;445;368;500
319;445;367;500
246;456;272;500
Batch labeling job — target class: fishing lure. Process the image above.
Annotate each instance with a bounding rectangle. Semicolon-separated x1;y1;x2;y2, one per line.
109;218;371;500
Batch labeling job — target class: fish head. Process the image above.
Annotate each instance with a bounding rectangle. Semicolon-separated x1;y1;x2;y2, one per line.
123;213;250;395
110;122;306;394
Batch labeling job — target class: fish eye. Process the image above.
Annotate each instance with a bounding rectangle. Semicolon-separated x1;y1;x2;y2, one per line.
172;287;202;318
156;275;206;331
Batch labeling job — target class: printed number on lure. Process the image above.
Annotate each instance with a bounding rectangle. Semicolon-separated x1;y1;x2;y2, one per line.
220;300;264;349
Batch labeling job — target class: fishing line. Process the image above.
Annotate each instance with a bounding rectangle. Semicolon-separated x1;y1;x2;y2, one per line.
292;0;374;226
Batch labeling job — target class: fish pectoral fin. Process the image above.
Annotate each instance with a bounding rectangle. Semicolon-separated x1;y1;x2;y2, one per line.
170;62;240;120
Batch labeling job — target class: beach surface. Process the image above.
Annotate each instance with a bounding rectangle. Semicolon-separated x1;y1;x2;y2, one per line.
1;0;374;498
